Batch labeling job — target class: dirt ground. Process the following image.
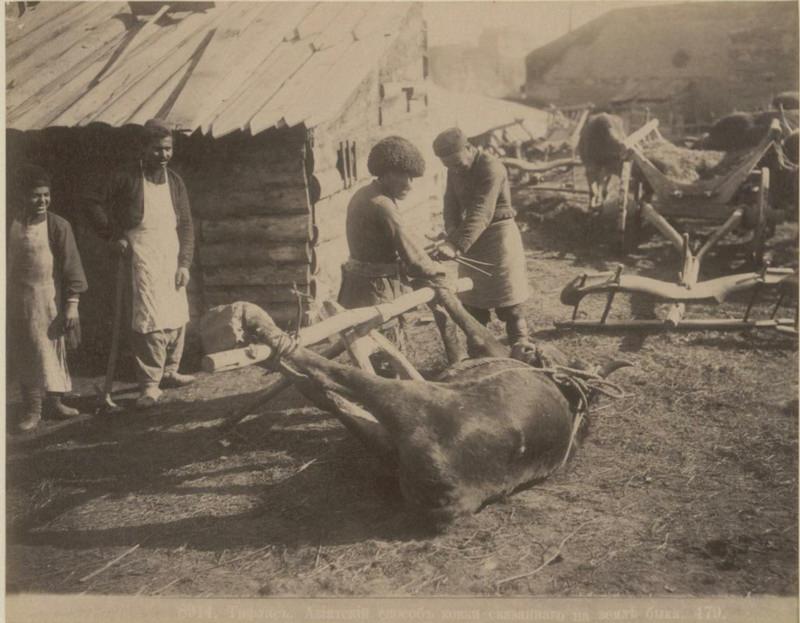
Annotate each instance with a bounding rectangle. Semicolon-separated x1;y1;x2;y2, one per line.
6;171;798;599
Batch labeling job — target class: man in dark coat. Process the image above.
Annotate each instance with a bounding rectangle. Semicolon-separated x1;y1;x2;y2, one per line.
432;127;530;349
84;118;195;408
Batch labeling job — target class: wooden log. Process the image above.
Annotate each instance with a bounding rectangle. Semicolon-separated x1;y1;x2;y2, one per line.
203;285;309;307
190;186;310;219
298;277;473;347
202;264;310;287
205;158;306;191
201;214;311;244
321;301;377;374
199;241;311;266
207;277;472;379
201;344;271;373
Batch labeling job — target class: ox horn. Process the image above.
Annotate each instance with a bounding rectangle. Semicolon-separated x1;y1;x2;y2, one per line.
598;359;633;379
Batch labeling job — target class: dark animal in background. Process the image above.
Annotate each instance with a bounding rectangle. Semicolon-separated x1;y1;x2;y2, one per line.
577;113;628;209
772;91;800;111
694;111;798;152
243;286;628;521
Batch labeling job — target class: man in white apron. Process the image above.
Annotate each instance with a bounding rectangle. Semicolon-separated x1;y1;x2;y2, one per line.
86;119;195;408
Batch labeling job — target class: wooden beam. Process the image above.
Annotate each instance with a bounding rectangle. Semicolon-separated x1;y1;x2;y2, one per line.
203;284;310;307
199;241;311;266
200;214;311;244
202;264;311;287
190;185;311;219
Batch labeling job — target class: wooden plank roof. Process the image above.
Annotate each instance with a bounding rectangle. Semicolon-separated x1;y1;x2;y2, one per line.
6;1;414;136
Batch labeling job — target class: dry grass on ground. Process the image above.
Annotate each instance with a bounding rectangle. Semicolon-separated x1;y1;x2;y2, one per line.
6;173;798;597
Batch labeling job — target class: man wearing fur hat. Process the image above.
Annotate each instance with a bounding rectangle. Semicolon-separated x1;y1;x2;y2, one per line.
338;136;441;351
85;118;195;407
432;127;530;349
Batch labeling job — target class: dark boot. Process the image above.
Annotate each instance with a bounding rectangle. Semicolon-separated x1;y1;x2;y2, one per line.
497;305;530;346
18;385;42;432
505;317;530;346
44;393;80;420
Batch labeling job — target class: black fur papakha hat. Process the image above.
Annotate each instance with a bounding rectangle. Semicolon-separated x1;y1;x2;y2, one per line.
367;136;426;178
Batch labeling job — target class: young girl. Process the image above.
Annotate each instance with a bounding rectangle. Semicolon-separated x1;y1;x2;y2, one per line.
7;165;88;432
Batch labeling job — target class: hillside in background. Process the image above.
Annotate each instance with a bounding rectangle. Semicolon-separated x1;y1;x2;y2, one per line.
525;1;798;120
429;27;529;98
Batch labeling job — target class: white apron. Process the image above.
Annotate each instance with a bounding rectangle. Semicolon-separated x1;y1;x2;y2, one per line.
8;217;71;392
127;173;189;333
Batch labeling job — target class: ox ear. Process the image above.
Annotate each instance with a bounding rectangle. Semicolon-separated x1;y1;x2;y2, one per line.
598;360;633;378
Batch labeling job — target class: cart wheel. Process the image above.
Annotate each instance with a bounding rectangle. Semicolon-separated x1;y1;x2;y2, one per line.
750;166;769;268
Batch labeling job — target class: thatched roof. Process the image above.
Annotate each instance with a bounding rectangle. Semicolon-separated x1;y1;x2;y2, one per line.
6;2;413;136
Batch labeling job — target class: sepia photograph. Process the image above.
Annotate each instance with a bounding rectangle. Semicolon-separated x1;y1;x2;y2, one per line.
4;0;798;620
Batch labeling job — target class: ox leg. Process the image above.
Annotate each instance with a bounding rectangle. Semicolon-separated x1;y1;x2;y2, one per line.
430;302;467;364
287;371;398;466
434;288;509;358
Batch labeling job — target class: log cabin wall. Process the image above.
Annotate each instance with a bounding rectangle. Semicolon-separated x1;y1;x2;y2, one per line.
175;126;313;330
306;4;445;308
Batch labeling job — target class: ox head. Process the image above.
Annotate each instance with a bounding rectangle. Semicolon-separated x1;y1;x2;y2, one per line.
511;339;631;412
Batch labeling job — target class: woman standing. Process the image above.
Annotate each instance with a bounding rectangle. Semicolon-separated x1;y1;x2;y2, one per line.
7;165;87;432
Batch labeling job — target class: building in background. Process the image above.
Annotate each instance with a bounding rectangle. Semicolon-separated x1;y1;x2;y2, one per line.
524;2;799;134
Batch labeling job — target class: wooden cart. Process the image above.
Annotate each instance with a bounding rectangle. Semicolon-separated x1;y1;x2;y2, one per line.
556;119;797;333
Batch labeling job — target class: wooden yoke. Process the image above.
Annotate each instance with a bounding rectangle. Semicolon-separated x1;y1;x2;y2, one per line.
321;301;424;380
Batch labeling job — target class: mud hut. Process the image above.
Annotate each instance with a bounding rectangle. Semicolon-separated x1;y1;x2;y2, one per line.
6;1;438;359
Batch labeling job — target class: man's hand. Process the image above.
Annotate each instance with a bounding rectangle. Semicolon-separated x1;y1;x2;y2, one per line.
175;267;190;289
63;300;80;333
113;238;130;257
432;241;459;262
